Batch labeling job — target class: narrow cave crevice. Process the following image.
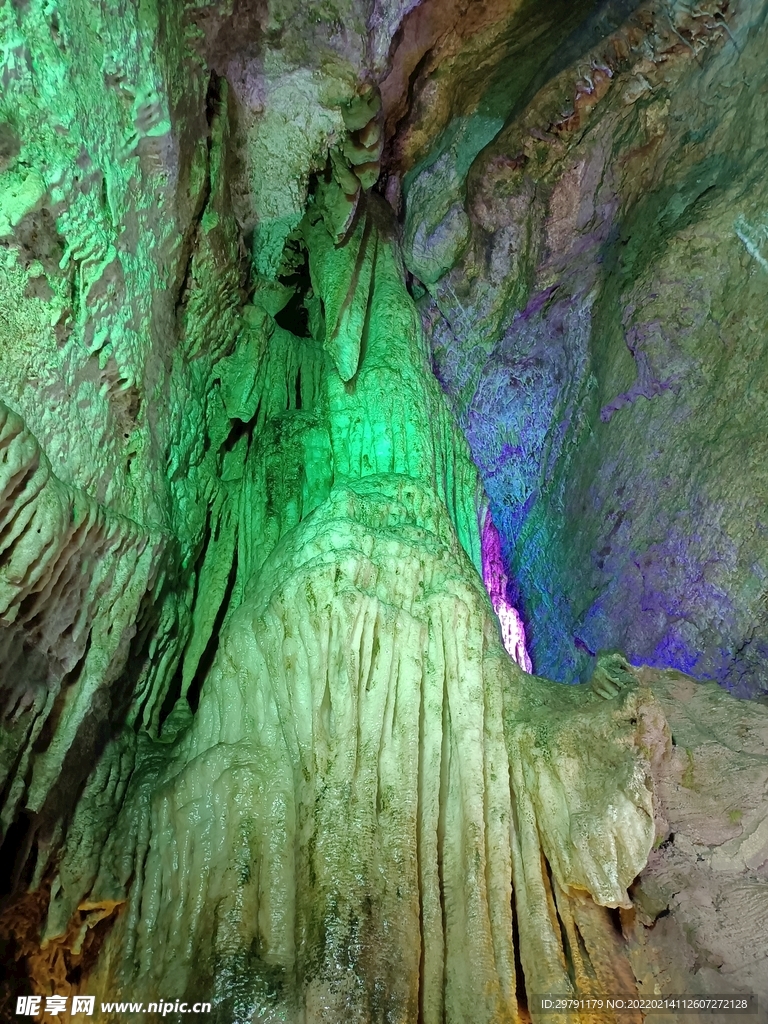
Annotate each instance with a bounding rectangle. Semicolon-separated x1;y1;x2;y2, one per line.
0;810;37;899
185;548;239;715
274;241;314;339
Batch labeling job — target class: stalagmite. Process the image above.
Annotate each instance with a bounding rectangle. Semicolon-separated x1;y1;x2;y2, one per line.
29;201;656;1023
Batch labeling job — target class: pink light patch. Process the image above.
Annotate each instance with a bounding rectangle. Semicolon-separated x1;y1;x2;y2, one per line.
481;515;533;673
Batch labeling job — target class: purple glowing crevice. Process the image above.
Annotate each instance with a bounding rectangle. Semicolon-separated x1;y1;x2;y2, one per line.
481;514;533;673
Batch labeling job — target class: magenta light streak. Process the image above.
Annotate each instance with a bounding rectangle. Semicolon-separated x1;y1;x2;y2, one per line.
481;514;533;673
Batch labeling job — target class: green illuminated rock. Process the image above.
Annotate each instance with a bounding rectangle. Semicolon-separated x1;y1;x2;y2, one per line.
42;208;653;1023
0;1;766;1021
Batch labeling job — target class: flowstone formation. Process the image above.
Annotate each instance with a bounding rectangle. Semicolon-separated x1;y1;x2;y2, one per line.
72;205;660;1023
0;0;767;1022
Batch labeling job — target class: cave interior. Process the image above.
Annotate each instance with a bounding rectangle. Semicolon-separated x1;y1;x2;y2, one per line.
0;0;767;1021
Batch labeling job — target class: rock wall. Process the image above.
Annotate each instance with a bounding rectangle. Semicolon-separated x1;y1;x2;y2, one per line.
624;671;768;1020
407;0;768;697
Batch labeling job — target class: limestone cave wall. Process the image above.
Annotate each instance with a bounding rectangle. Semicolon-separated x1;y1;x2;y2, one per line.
0;0;766;1022
405;0;768;697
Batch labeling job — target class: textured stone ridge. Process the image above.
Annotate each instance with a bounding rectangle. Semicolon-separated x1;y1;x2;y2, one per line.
0;400;162;838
